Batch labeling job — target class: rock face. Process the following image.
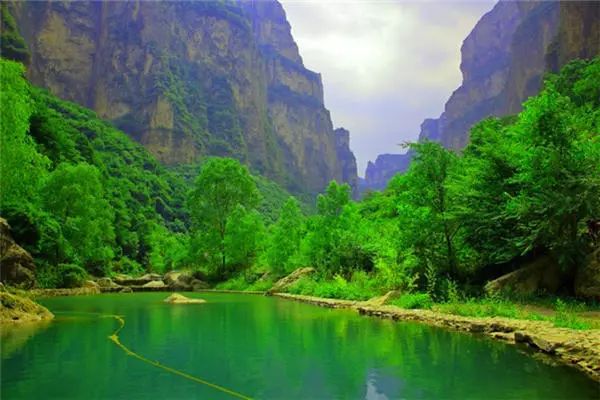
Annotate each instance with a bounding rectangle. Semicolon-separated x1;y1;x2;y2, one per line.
418;1;599;150
334;128;358;197
416;2;558;150
484;255;567;297
268;267;314;293
364;1;599;190
575;246;600;301
8;0;357;194
0;218;36;289
0;290;54;323
362;153;412;193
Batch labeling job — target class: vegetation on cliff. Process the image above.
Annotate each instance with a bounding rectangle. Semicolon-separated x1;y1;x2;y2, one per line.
0;59;292;286
7;0;355;194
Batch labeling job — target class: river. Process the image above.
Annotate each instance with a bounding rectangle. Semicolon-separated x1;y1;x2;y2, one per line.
1;293;597;399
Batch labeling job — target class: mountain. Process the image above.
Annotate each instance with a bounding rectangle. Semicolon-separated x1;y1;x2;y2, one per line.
362;0;599;191
7;0;357;194
362;153;412;193
334;128;358;198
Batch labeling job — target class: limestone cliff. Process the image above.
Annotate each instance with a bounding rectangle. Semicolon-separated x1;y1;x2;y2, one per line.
9;0;356;194
364;1;599;192
419;1;560;150
363;153;412;193
334;128;358;197
419;0;599;149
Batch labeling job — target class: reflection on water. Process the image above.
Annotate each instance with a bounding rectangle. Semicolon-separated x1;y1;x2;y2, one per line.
1;293;598;399
1;320;51;359
365;370;405;400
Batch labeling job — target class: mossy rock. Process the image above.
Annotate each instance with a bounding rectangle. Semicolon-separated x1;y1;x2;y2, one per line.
0;291;54;324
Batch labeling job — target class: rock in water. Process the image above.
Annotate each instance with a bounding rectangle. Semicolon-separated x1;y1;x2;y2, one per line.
163;293;206;304
0;218;36;289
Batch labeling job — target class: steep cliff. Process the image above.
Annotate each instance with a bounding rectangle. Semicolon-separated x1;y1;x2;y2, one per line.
9;0;355;194
419;0;599;149
334;128;358;197
363;153;412;193
363;0;599;192
418;1;560;150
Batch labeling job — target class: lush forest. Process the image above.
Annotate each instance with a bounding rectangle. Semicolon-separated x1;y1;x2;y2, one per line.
1;57;599;315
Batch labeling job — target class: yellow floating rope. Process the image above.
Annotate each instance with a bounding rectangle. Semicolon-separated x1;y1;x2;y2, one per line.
55;311;253;400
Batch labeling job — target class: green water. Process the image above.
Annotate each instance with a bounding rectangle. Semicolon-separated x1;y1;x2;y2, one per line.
1;293;598;399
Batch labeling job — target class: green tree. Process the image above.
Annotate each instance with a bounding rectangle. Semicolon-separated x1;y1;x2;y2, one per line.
264;197;305;275
301;181;374;275
0;60;49;208
42;163;115;273
147;223;188;273
0;4;30;64
188;157;260;277
448;118;522;266
507;83;599;269
398;142;460;278
225;206;265;270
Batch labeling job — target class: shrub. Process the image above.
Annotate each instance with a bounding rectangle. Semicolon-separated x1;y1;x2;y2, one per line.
112;257;143;276
36;264;61;288
58;264;88;288
287;275;318;296
247;278;274;291
215;275;248;291
393;293;433;309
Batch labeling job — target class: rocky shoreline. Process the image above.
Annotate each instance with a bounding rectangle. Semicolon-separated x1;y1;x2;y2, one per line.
273;293;600;383
0;289;54;324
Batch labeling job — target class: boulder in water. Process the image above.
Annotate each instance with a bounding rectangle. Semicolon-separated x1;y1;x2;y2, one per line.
163;293;206;304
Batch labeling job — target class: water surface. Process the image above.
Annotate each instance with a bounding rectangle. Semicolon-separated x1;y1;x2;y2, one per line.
1;293;598;399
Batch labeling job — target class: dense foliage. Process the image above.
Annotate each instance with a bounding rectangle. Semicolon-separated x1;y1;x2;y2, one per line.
1;59;190;284
1;57;598;301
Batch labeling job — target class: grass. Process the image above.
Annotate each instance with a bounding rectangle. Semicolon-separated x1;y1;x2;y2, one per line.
214;271;275;292
287;272;379;301
216;271;599;331
391;293;433;309
429;296;597;330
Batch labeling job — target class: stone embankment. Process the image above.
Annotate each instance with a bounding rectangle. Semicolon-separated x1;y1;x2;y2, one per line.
273;293;600;382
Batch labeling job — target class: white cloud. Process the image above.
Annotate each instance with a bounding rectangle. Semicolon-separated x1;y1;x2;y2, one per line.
280;0;496;174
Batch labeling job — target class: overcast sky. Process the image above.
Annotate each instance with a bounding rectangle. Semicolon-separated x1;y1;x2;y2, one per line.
279;0;496;175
